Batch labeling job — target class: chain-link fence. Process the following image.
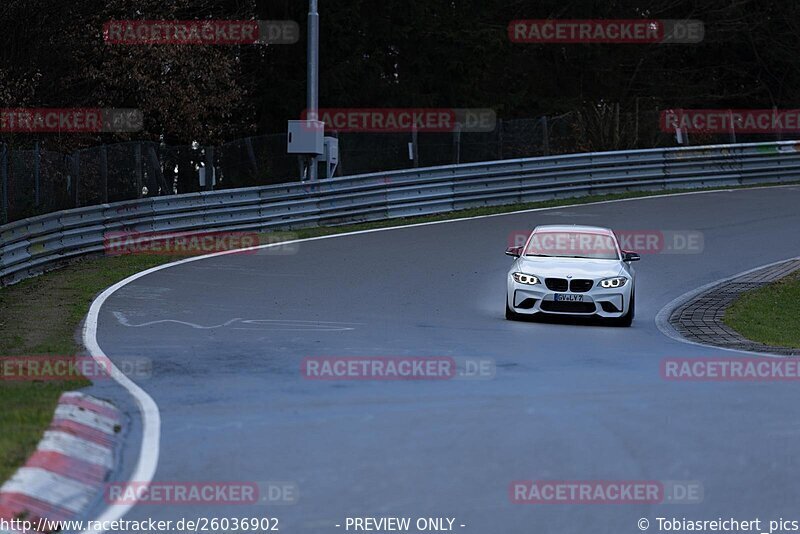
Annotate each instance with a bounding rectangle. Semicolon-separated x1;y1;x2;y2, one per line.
0;110;789;224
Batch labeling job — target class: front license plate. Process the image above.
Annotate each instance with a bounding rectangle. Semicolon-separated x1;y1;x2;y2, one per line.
554;294;583;302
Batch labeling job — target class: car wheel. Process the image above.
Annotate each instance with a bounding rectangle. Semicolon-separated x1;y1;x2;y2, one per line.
614;291;635;327
505;299;522;321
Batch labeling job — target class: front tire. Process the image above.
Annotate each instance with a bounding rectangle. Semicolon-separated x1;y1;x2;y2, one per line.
505;299;523;321
614;291;635;327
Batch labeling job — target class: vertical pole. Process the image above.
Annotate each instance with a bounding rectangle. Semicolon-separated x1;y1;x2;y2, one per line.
541;116;550;156
774;106;782;141
34;141;40;207
100;145;108;203
245;137;258;178
135;143;143;198
324;139;333;179
307;0;320;181
453;123;462;164
411;125;419;168
728;110;737;144
1;145;8;224
72;152;81;208
148;144;168;195
205;146;215;191
497;119;503;160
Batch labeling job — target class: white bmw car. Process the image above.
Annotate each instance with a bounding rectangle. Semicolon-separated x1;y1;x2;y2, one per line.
505;225;640;326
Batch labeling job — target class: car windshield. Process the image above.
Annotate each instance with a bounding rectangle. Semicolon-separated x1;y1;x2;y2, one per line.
525;231;620;260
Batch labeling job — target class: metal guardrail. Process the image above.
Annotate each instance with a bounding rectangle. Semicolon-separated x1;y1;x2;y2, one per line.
2;140;800;286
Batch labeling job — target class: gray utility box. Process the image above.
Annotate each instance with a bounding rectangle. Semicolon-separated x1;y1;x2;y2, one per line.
323;136;339;178
287;120;324;155
323;137;339;165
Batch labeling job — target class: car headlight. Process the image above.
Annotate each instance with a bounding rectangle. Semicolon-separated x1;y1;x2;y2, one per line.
600;276;628;288
512;272;540;285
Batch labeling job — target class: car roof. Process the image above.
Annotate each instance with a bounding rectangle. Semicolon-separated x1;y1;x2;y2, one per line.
532;224;615;235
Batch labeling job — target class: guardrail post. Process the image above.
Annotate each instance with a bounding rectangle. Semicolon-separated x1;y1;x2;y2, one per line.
1;144;8;224
34;141;40;207
100;145;108;203
735;147;744;186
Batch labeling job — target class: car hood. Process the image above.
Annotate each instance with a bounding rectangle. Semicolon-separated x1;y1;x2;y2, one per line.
515;257;624;279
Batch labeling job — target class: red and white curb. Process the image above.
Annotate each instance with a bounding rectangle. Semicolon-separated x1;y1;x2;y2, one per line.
0;392;122;533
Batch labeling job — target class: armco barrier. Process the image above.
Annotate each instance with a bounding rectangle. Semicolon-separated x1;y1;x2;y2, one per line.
2;141;800;286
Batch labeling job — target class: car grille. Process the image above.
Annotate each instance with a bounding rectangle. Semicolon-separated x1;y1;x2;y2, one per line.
569;279;593;292
545;278;568;292
540;301;597;313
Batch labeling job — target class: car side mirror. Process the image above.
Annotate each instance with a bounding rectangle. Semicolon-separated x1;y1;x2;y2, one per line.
505;246;522;258
623;251;641;262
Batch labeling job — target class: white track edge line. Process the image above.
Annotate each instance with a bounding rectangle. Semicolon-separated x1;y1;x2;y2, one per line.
80;183;800;532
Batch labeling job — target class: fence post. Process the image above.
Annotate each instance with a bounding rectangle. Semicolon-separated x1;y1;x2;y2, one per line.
205;146;215;191
34;141;41;207
411;126;419;168
1;145;8;224
541;116;550;156
71;152;81;208
497;119;503;160
335;133;345;176
146;144;168;195
100;145;108;203
245;137;258;178
135;143;143;198
453;123;462;164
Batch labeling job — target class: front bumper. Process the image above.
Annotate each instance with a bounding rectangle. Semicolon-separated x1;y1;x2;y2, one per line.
506;279;632;318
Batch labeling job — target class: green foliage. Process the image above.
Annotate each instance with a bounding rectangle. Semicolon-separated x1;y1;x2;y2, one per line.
2;1;799;147
725;271;800;349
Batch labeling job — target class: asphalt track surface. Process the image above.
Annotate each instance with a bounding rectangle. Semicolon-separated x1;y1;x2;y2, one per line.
87;186;800;534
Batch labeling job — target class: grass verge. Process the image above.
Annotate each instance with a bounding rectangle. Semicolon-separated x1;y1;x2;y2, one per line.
0;182;796;482
724;270;800;349
0;255;182;482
